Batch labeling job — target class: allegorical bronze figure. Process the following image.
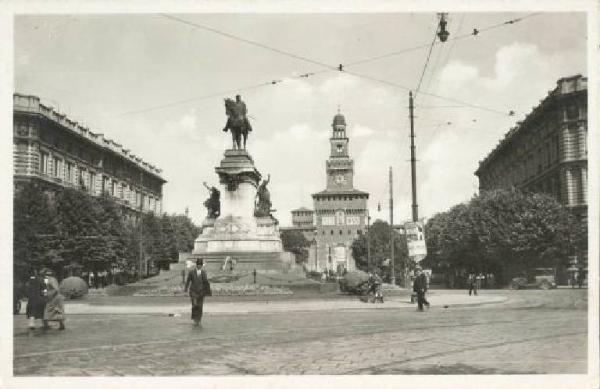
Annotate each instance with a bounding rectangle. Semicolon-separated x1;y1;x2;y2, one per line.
254;174;271;217
203;182;220;219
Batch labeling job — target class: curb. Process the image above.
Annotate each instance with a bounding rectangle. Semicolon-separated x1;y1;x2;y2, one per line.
41;295;508;315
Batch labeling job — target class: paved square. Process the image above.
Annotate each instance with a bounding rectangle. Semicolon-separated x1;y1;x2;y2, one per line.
13;290;587;375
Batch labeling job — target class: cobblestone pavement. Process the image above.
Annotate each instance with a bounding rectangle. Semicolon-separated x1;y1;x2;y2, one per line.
13;289;587;376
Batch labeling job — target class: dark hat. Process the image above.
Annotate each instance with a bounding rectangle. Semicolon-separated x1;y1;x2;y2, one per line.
196;258;204;265
235;94;241;98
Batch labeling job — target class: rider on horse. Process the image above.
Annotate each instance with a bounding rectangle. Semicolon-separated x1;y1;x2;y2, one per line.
223;95;252;149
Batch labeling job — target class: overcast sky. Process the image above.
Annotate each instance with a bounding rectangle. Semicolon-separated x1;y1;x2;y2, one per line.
14;12;587;226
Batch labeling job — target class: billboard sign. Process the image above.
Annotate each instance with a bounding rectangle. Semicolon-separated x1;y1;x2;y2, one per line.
404;221;427;258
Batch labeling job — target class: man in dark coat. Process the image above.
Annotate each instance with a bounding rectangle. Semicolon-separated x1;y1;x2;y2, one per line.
413;268;429;311
184;259;211;326
25;269;45;329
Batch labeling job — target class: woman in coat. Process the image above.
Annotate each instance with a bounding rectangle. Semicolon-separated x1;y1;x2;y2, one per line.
25;269;45;329
41;269;66;330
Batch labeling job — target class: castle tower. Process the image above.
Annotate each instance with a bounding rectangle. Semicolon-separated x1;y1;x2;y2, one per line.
311;111;369;273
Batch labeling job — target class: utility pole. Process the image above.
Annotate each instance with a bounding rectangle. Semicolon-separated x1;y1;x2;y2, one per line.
389;166;395;284
366;212;371;273
139;171;144;280
410;91;419;222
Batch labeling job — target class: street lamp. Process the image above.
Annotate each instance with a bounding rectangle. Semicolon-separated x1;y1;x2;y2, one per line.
437;13;450;42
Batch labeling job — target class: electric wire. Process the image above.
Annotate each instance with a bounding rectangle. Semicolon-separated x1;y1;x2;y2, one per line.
160;14;337;71
414;18;440;99
120;13;541;117
344;12;542;68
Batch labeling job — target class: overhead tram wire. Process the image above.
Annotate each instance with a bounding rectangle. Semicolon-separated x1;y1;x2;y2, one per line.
119;82;273;116
420;13;466;106
121;13;540;116
414;18;440;100
343;69;510;116
342;12;542;69
160;14;338;71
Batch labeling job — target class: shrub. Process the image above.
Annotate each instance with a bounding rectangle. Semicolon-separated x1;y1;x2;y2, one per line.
59;276;89;299
339;270;369;295
133;284;293;296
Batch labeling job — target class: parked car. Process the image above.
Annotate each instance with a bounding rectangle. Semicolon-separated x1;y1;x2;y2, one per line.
511;268;557;290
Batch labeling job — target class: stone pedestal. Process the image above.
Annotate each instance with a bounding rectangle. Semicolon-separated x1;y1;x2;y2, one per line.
190;149;284;272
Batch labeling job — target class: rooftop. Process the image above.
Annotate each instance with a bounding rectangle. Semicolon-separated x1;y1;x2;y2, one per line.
475;74;587;174
312;188;369;197
14;93;165;181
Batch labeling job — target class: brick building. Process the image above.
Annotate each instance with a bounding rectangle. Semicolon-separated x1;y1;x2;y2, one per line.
283;112;369;273
475;75;587;221
13;93;166;217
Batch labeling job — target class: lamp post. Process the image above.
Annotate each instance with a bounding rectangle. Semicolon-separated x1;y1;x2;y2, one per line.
437;13;450;42
312;238;318;271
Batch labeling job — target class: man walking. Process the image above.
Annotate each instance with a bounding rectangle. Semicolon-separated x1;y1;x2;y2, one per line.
184;259;211;327
413;267;429;311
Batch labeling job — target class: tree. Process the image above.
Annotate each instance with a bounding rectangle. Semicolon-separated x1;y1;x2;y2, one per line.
13;182;58;280
94;194;126;270
281;229;310;264
424;188;585;286
169;214;200;253
351;220;408;283
158;215;179;269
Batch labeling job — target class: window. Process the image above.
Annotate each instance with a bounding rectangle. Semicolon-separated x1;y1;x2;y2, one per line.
53;158;60;178
66;162;73;183
79;169;86;188
73;165;79;185
40;152;49;174
89;173;96;194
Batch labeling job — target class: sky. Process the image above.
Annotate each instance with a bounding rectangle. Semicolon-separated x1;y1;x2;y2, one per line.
13;12;587;226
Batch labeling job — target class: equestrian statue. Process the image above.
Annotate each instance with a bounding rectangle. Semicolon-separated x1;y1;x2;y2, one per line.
223;94;253;150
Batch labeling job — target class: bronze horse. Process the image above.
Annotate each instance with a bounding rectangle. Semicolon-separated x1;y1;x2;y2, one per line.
223;98;250;150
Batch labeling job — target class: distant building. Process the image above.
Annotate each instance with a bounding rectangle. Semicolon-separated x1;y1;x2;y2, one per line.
282;111;369;273
13;93;166;217
475;75;588;222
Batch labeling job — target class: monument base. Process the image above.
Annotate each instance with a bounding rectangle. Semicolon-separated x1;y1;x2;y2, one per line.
192;148;285;273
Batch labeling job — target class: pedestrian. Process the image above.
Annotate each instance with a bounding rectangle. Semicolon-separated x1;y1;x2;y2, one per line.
25;269;45;330
468;274;478;296
184;258;211;327
88;271;95;289
413;268;429;311
577;271;584;289
253;268;257;284
41;269;66;330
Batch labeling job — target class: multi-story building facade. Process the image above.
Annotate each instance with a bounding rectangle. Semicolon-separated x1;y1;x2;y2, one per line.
13;94;166;216
475;75;587;283
475;75;588;222
282;112;369;273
